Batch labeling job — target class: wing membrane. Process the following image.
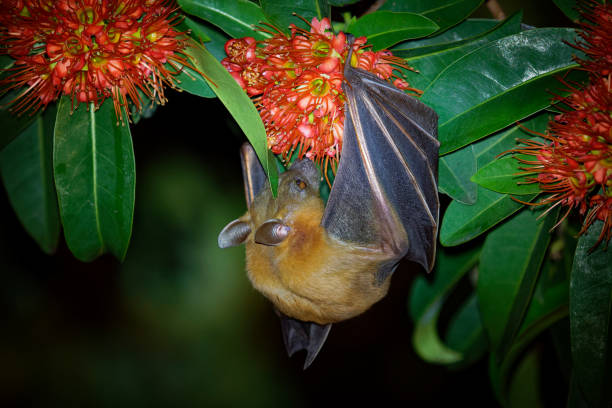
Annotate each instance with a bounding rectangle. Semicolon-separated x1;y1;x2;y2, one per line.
322;63;440;271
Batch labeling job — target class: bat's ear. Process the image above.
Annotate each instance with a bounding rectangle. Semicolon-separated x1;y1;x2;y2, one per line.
254;219;290;246
218;219;251;248
276;311;332;369
240;143;268;208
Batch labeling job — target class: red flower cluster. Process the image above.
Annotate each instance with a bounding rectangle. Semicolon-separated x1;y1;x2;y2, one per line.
222;17;416;171
514;2;612;245
0;0;193;122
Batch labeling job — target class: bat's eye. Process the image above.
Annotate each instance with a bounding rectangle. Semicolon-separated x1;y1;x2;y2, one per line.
295;178;307;190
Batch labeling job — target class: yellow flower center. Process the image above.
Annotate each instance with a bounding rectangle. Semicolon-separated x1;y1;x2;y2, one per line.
309;78;329;97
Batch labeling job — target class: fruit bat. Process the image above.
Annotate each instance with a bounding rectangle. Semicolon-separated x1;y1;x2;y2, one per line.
218;43;439;369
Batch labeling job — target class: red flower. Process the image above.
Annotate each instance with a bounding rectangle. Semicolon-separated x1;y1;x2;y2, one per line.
512;2;612;246
221;17;417;173
573;1;612;78
0;0;195;122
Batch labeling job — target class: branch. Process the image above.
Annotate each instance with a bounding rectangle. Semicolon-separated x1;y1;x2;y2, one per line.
486;0;506;20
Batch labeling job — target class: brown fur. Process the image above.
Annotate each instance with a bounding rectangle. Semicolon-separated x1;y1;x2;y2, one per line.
240;173;391;325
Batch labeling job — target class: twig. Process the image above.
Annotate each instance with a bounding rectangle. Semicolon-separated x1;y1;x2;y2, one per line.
364;0;385;15
486;0;506;20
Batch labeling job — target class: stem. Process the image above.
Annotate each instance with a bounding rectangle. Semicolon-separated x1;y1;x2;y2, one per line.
364;0;385;15
486;0;506;20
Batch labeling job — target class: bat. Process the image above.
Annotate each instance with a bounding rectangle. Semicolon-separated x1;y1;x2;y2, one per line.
218;42;439;368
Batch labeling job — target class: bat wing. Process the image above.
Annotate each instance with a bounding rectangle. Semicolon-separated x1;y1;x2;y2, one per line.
322;58;440;273
278;312;332;369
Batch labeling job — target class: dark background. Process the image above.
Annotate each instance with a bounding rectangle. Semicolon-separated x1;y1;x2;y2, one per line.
0;1;571;406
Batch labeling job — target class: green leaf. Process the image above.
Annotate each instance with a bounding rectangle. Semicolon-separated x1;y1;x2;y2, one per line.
328;0;359;5
478;206;558;363
174;60;216;98
507;347;545;408
182;16;230;61
177;16;210;42
421;28;580;155
470;113;550;200
398;12;522;90
444;294;488;369
471;155;541;195
490;247;570;403
260;0;330;34
185;42;278;196
347;11;438;50
380;0;484;34
54;97;135;262
472;112;549;169
398;12;521;58
570;220;612;408
440;186;536;247
173;19;216;100
0;105;60;254
392;18;499;54
410;244;481;364
438;144;477;204
568;374;592;408
0;90;40;151
0;55;15;70
177;0;271;40
553;0;581;22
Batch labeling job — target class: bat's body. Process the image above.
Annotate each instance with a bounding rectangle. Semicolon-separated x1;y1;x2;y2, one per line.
219;41;439;367
236;158;392;324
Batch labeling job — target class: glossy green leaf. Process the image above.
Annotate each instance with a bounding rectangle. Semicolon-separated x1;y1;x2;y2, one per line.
0;55;15;70
177;0;271;40
260;0;330;34
553;0;580;21
174;62;216;98
568;374;592;408
490;250;570;403
399;13;522;90
440;186;536;247
174;19;228;98
380;0;484;34
421;28;580;155
410;244;481;364
177;16;210;42
347;11;438;50
173;20;214;100
185;42;278;196
472;112;549;169
507;347;545;408
392;18;499;55
438;144;477;205
0;90;40;151
0;105;60;254
444;294;488;369
469;114;549;208
570;220;612;408
478;206;558;363
54;97;135;262
182;16;230;61
328;0;359;5
471;155;541;195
